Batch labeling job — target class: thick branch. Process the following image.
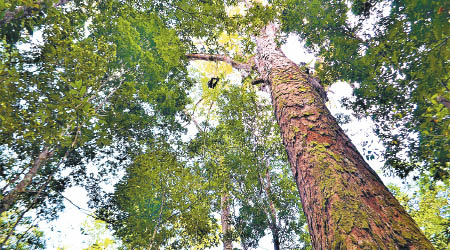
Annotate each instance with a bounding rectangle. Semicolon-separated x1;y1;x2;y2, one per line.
0;147;53;214
186;53;253;72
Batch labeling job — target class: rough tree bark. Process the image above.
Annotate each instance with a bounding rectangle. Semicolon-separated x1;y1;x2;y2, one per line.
254;23;433;249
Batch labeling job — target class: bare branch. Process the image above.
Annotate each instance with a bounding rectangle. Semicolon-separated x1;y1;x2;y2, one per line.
186;53;254;72
183;110;201;131
0;147;53;214
0;175;51;249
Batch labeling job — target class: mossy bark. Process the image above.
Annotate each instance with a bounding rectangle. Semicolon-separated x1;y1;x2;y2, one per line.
255;24;434;250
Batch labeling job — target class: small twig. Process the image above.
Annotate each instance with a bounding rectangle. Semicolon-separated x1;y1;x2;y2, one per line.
94;80;125;113
193;98;204;114
55;191;92;215
13;217;38;250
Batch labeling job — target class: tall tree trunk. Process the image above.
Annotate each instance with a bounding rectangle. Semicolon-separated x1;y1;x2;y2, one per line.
221;194;233;250
255;23;433;249
0;147;53;214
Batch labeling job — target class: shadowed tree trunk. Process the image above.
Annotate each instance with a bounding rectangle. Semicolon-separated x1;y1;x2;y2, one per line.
254;23;433;249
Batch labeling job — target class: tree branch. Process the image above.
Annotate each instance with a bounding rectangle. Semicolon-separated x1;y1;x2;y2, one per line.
0;0;71;26
0;147;53;214
186;53;253;72
183;110;201;131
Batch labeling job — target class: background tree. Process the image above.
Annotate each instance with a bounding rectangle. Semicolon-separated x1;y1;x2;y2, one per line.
187;84;314;249
98;145;219;250
80;218;117;250
216;86;311;250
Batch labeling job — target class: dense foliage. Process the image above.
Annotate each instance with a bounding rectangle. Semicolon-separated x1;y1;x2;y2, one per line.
100;146;219;249
283;0;449;181
1;0;197;248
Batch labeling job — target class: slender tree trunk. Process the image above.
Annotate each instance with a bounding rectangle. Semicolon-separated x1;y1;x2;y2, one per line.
270;223;281;250
259;171;280;250
0;147;53;215
221;194;233;250
254;23;434;249
264;171;281;250
252;100;281;250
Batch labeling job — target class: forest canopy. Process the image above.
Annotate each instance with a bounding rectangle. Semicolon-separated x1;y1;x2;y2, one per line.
0;0;448;249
